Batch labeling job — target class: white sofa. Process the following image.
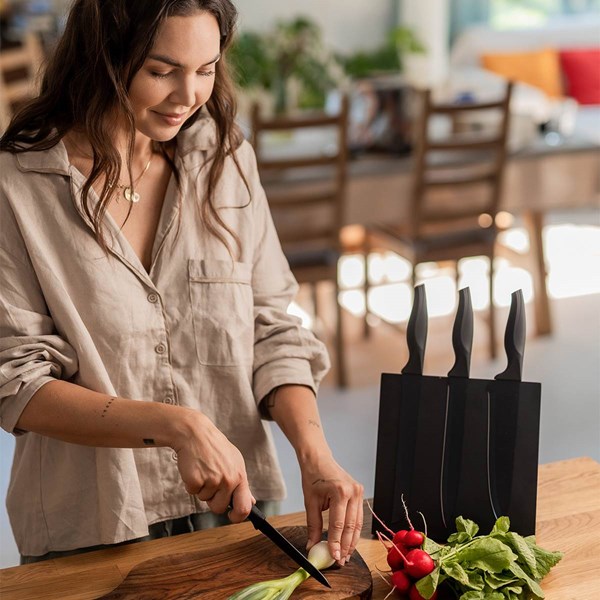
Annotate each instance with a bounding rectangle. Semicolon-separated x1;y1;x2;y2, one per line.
446;15;600;145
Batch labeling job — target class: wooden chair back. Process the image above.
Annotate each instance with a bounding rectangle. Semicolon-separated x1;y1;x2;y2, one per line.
409;82;513;241
0;33;44;132
250;97;350;386
250;96;349;271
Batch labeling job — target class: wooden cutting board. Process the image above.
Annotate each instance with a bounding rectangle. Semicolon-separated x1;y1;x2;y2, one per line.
100;526;373;599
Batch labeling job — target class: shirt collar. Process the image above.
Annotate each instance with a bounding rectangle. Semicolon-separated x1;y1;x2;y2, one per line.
15;139;71;175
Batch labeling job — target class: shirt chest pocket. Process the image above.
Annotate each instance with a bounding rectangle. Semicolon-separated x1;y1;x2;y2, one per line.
188;259;254;366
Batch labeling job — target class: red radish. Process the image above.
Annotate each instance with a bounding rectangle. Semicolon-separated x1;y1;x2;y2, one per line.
393;529;409;545
409;584;438;600
391;569;411;593
404;529;425;548
404;549;435;579
379;531;435;579
387;546;405;571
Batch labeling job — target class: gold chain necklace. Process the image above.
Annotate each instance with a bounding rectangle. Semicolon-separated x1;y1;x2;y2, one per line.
112;156;153;204
66;135;153;204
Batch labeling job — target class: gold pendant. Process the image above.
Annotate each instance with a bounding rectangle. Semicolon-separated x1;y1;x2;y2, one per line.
124;187;140;203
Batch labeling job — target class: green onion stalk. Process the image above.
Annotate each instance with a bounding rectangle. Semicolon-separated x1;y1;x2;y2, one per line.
227;541;335;600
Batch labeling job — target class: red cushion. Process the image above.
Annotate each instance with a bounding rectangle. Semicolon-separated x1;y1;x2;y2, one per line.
559;48;600;105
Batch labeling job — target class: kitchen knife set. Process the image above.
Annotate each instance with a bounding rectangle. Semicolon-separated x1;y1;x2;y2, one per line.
372;285;541;540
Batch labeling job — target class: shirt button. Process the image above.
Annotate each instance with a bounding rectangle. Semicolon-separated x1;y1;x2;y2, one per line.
147;293;159;304
164;396;174;404
155;343;167;354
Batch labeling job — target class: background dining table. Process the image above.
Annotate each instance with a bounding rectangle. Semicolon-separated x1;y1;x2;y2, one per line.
0;456;598;599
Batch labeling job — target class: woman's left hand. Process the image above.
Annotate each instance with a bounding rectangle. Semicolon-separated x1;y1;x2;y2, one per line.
300;457;364;566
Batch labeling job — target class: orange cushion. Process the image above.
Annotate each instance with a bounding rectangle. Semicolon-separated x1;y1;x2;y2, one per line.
482;48;563;98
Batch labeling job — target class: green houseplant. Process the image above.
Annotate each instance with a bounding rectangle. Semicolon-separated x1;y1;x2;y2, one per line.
340;25;425;79
229;17;344;114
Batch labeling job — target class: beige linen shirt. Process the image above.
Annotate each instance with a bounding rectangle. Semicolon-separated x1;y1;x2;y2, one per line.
0;116;330;556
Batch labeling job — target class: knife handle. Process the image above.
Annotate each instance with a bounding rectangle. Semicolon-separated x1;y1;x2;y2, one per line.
402;284;427;375
227;503;265;530
241;504;265;530
495;289;525;381
448;287;473;378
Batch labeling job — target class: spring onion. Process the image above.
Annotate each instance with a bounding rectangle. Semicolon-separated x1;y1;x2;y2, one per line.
227;540;335;600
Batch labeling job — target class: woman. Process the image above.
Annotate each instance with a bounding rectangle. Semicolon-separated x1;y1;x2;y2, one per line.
0;0;363;565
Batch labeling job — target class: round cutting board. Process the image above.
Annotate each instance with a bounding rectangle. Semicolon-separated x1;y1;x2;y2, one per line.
100;526;373;599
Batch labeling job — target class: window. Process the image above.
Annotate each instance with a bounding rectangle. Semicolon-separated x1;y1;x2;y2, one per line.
490;0;600;29
451;0;600;38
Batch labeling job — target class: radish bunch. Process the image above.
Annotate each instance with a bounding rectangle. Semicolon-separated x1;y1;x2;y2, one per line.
370;501;437;600
379;528;436;599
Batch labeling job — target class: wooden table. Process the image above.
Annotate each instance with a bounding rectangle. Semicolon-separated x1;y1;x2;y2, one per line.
1;457;598;600
343;138;599;337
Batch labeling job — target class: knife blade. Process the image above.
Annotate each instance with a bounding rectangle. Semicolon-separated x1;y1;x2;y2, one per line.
441;287;473;528
246;504;331;588
392;284;427;513
487;289;540;534
489;289;525;517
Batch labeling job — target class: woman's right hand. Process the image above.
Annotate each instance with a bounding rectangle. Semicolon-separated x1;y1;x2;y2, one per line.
172;409;254;523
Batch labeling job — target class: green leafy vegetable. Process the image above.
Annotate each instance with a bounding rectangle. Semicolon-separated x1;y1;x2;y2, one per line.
413;516;563;600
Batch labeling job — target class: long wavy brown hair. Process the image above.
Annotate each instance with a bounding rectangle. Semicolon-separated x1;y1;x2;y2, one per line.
0;0;246;256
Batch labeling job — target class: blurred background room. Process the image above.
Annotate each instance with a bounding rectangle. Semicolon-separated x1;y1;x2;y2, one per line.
1;0;599;569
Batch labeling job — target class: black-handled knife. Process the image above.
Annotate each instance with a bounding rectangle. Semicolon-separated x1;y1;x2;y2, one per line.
402;284;428;375
441;287;473;527
488;289;526;519
246;504;331;588
495;289;525;382
448;287;473;378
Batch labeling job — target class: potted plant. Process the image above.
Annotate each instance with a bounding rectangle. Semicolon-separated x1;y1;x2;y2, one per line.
229;16;345;114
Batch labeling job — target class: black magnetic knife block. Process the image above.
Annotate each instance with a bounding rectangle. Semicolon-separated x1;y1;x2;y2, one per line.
372;286;541;540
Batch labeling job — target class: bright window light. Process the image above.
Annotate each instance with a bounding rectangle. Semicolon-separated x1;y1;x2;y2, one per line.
287;301;313;329
292;220;598;334
421;276;457;317
338;254;364;288
368;283;413;323
494;267;534;306
545;224;600;298
339;289;365;316
499;228;530;253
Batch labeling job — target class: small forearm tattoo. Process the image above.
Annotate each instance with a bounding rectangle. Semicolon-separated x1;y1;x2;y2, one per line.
312;478;341;486
101;397;115;418
308;419;320;429
143;438;155;446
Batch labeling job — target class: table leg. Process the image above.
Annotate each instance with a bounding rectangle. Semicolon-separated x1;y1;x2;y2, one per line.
522;210;552;336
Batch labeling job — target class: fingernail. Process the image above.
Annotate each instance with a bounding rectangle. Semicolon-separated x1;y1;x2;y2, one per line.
346;555;351;563
334;550;341;560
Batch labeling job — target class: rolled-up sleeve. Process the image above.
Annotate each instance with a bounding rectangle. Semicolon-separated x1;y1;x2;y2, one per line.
244;146;330;406
0;207;78;434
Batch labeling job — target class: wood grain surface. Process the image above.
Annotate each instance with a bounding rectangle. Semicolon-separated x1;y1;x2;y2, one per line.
98;526;372;600
1;458;599;600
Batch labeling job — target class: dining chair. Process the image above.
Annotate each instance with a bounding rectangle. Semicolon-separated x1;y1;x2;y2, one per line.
363;82;514;358
0;32;44;132
250;96;350;387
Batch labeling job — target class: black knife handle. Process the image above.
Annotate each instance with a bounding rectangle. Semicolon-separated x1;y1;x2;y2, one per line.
448;287;473;378
495;289;525;382
402;284;427;375
247;504;265;528
227;503;264;530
